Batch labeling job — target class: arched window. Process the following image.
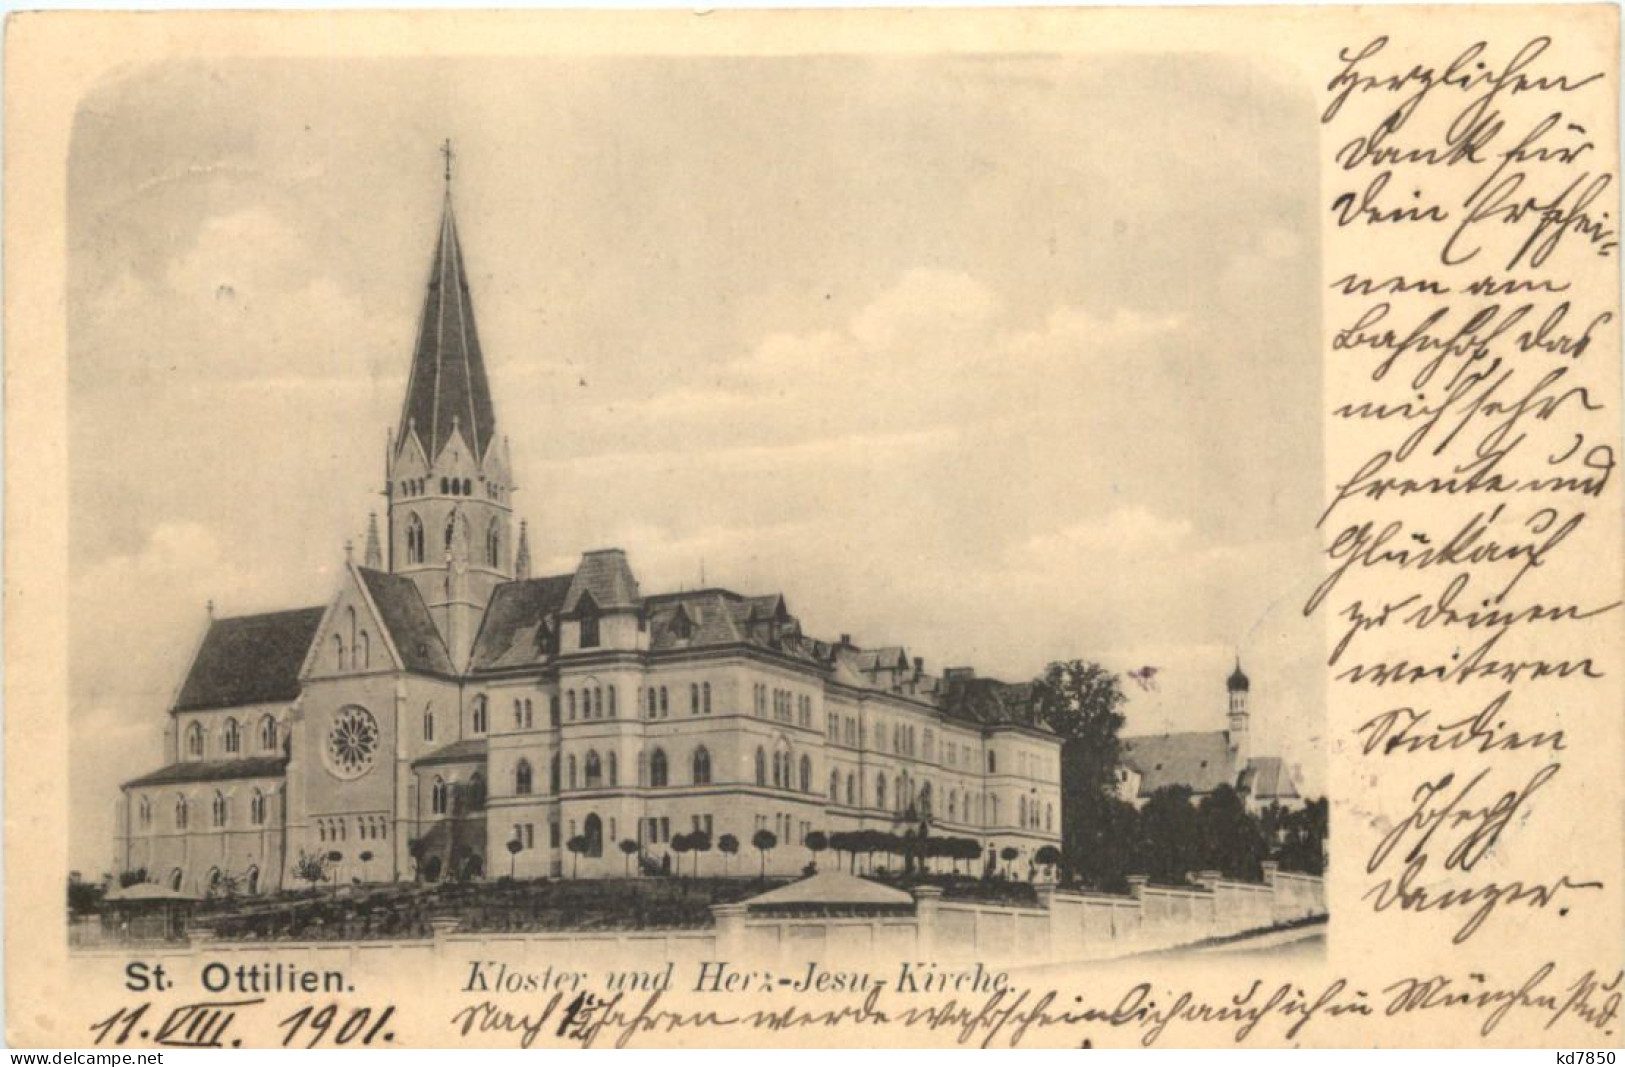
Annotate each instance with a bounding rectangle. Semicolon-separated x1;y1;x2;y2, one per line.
829;770;840;801
423;710;435;742
875;774;887;810
659;687;669;717
222;717;240;754
358;631;370;668
567;691;576;721
755;747;767;786
138;796;152;830
169;868;184;891
440;477;449;495
693;747;712;785
250;788;266;826
607;751;618;786
799;754;812;793
846;773;856;807
594;687;603;719
703;682;712;714
920;781;933;817
584;750;603;789
185;722;205;758
550;753;560;794
1045;802;1054;832
949;790;958;820
259;715;277;752
431;776;448;815
471;695;488;734
332;633;345;671
691;684;700;715
579;605;600;649
1019;796;1027;827
486;518;501;568
246;866;260;895
607;687;617;718
467;772;486;810
583;813;603;857
567;754;578;790
550;695;561;726
462;478;472;496
406;513;425;564
647;688;657;718
650;749;669;788
211;791;227;827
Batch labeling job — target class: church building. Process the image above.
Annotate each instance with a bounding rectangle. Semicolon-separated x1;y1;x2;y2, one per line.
113;165;1064;895
1115;661;1303;812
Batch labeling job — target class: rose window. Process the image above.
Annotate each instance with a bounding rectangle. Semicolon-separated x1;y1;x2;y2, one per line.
325;706;379;779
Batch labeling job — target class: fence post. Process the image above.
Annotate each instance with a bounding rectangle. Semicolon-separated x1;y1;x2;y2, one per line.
710;903;748;960
912;886;942;958
429;914;461;959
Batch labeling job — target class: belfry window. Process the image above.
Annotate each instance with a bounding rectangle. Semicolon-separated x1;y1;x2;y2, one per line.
406;513;425;565
486;519;501;568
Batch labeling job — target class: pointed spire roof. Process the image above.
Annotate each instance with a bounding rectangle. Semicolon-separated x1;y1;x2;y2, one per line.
364;512;383;570
514;520;531;580
398;169;497;465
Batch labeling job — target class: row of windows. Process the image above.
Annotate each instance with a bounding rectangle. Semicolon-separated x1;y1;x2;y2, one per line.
331;606;373;672
395;476;506;501
315;815;389;843
510;746;716;796
428;773;486;815
753;684;812;727
184;716;279;759
138;789;270;831
755;812;810;846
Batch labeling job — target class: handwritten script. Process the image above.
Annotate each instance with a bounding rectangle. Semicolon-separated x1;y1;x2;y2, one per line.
1316;33;1617;946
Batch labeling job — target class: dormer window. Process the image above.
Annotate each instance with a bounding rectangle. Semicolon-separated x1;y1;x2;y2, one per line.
672;609;694;641
578;599;600;649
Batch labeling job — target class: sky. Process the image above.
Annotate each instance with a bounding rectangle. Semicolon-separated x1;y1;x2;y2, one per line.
67;54;1322;874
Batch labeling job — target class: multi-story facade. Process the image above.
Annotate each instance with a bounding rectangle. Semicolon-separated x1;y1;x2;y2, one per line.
114;171;1062;894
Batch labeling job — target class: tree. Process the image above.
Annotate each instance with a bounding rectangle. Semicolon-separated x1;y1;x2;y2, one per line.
1278;797;1329;876
671;832;693;877
752;829;778;879
717;833;740;875
1197;784;1266;881
999;846;1019;877
1138;785;1201;884
506;837;523;879
566;835;588;879
619;838;640;877
1035;844;1062;877
292;849;330;892
68;873;103;916
1031;661;1129;885
805;831;828;871
689;831;713;877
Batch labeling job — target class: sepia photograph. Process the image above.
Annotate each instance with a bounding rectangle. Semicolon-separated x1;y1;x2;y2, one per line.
67;53;1326;963
7;6;1617;1050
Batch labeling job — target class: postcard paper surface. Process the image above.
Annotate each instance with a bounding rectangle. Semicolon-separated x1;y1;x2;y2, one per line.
5;7;1621;1048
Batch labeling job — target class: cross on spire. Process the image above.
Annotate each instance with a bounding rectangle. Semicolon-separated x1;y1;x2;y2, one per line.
440;138;455;185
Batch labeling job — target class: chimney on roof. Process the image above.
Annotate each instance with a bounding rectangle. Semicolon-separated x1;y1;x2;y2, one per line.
913;656;924;676
839;633;852;647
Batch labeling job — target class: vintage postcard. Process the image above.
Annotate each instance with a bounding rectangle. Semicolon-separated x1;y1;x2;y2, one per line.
4;6;1620;1049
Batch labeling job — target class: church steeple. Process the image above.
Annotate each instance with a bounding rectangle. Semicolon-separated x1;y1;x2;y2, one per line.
397;156;497;466
385;144;516;672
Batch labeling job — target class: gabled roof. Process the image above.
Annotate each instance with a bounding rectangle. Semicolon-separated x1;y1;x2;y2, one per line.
1239;756;1299;801
563;549;641;613
941;676;1043;729
173;608;325;712
469;574;573;672
745;870;913;909
397;191;497;464
856;646;910;672
123;756;288;790
357;568;456;675
412;738;488;768
647;592;742;648
1121;731;1236;797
